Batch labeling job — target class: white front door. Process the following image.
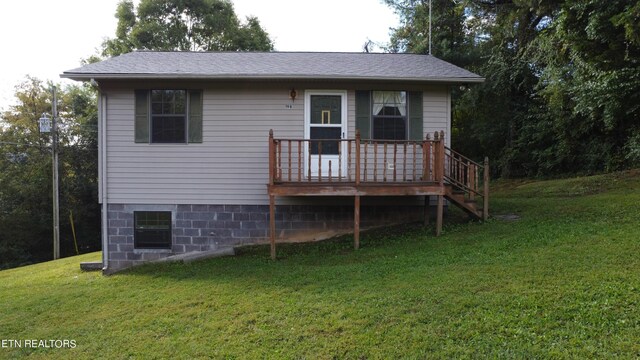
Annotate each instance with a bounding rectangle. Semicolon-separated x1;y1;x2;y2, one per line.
305;91;348;178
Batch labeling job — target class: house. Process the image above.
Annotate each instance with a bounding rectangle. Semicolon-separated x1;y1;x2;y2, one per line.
61;51;487;273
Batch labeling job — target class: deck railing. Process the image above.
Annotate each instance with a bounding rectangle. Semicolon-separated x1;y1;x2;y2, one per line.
268;129;489;219
268;130;447;185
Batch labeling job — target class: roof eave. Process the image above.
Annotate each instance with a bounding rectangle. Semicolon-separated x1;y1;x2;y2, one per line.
60;73;485;84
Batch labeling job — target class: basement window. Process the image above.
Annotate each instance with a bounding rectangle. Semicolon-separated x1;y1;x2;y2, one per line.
134;211;172;249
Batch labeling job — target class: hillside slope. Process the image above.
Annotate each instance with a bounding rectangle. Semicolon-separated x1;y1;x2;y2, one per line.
1;171;639;358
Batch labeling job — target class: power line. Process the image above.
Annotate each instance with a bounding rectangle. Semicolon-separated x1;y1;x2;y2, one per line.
0;141;46;147
0;141;96;149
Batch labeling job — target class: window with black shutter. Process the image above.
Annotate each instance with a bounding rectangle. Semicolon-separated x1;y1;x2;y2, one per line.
134;89;203;144
356;90;423;141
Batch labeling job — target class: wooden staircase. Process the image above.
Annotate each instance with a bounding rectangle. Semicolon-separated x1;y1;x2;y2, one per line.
442;147;489;220
445;185;483;219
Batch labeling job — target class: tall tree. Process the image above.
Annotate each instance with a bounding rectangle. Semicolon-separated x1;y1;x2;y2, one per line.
385;0;640;176
102;0;274;57
455;0;560;177
0;78;100;269
536;0;640;171
385;0;469;64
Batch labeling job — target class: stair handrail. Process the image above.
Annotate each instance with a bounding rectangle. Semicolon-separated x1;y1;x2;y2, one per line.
445;147;484;168
443;147;483;194
442;146;490;220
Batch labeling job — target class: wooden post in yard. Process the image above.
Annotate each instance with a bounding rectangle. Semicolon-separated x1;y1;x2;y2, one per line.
483;157;489;221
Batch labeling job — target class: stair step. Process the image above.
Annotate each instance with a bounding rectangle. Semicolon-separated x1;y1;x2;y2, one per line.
444;190;484;220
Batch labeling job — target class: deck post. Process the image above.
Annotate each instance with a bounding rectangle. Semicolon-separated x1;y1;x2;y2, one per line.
268;129;274;186
268;130;276;259
432;131;440;181
354;130;361;250
354;195;360;250
436;194;443;236
435;131;445;236
355;130;361;186
269;194;276;260
483;157;489;221
424;133;432;223
424;133;431;181
424;195;430;226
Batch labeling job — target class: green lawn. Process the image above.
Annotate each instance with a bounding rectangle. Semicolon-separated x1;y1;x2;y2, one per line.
1;171;640;358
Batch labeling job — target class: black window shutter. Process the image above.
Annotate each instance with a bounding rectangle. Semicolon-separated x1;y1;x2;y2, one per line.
188;90;203;143
134;90;149;143
408;91;423;141
355;90;371;140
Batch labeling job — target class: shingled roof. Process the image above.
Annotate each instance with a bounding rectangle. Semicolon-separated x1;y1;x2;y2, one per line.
61;51;483;83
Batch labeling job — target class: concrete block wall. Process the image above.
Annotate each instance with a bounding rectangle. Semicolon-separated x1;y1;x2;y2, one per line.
106;203;424;271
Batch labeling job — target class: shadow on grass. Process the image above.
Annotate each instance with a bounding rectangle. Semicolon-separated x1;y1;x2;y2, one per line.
114;206;496;289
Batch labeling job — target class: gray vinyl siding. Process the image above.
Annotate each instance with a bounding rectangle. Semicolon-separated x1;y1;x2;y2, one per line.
104;86;450;205
424;87;450;146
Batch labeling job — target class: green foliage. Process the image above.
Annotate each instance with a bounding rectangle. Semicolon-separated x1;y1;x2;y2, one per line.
625;130;640;166
2;172;640;357
102;0;273;57
389;0;640;177
533;0;640;174
385;0;470;64
0;78;100;269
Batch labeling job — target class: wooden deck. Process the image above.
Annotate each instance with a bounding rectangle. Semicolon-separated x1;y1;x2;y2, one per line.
269;182;445;196
267;130;489;259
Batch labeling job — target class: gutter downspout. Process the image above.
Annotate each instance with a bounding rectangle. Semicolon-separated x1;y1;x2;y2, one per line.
96;86;109;273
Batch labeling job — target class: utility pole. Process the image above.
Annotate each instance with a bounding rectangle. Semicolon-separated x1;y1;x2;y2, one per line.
429;0;432;55
38;87;60;260
52;86;60;260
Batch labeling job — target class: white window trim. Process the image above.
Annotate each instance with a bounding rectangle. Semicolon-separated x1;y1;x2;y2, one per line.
303;90;348;176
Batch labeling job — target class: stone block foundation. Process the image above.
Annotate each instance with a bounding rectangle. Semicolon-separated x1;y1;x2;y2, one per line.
106;202;425;271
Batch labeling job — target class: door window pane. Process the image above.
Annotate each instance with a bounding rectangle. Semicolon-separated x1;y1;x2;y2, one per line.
310;95;341;124
310;127;341;155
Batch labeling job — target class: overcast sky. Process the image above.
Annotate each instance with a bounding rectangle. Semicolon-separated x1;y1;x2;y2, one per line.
0;0;399;111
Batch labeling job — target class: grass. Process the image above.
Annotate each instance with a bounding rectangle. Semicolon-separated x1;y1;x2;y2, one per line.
1;170;640;358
